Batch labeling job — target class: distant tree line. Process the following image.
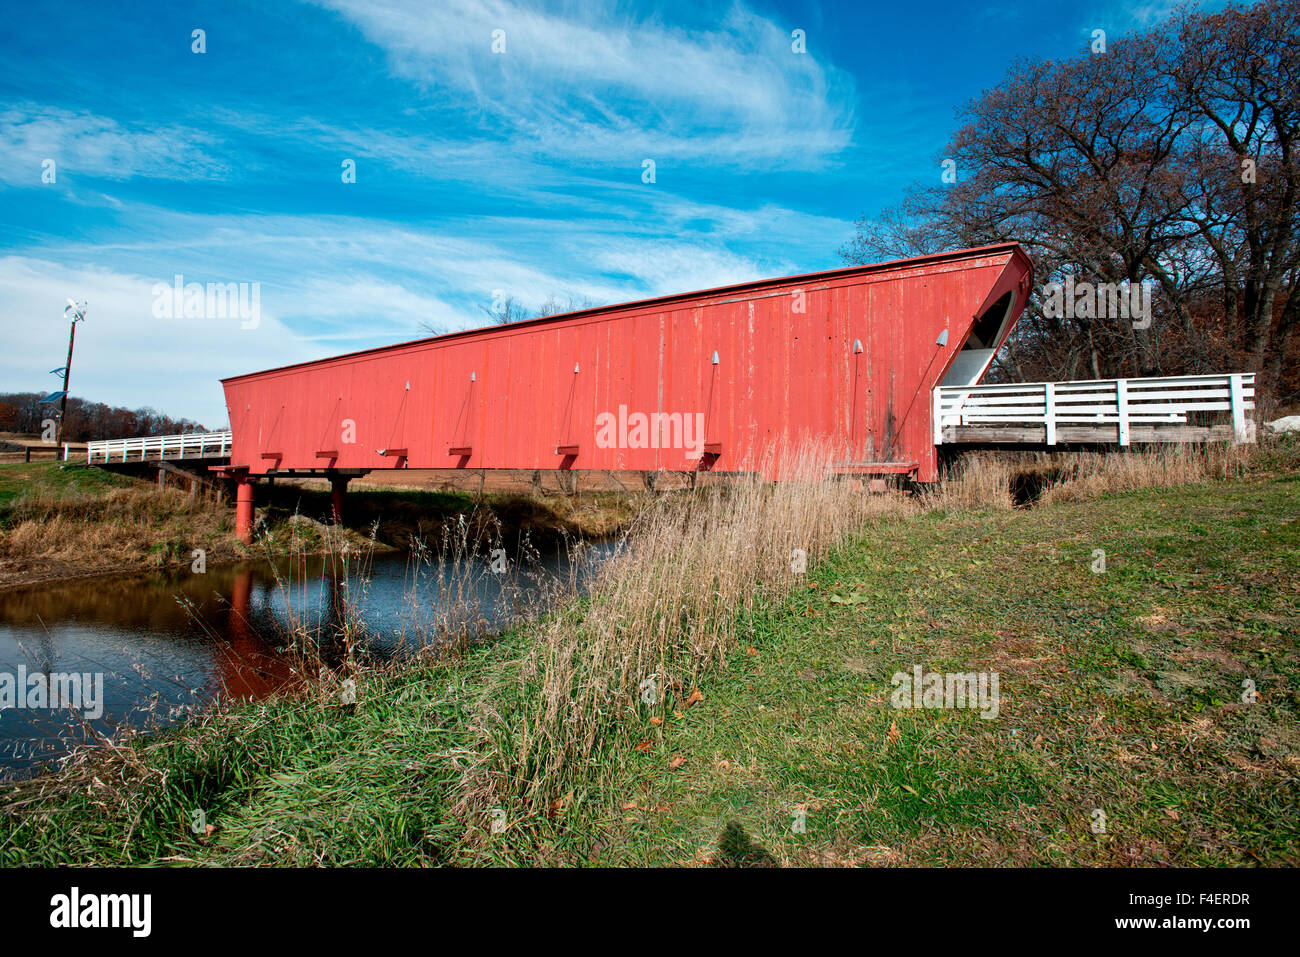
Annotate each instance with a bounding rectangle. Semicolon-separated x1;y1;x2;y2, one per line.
0;392;212;442
841;0;1299;406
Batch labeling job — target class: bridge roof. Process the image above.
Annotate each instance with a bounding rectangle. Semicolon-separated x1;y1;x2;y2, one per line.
222;242;1030;384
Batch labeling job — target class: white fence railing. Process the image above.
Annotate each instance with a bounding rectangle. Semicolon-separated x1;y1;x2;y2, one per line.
934;373;1255;446
86;430;232;464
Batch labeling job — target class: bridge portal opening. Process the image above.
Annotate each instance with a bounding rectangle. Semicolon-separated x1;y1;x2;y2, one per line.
939;290;1017;389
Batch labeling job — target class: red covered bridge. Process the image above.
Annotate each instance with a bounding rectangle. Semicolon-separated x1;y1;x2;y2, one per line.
83;242;1254;542
216;243;1033;536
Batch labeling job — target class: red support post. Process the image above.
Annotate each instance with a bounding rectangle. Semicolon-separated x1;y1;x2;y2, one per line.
235;476;255;543
330;475;349;524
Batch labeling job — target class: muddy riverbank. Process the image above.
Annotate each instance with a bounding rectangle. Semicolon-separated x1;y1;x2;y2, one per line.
0;462;641;591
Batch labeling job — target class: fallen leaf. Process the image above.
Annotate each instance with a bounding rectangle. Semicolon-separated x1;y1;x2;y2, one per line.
685;689;704;708
622;801;638;810
649;716;663;726
635;739;653;752
668;755;686;770
888;720;900;743
1164;808;1180;821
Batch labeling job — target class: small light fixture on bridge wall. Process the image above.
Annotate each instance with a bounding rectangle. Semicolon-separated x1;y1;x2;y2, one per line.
574;362;580;374
711;350;720;365
936;329;949;347
852;339;863;354
470;372;476;382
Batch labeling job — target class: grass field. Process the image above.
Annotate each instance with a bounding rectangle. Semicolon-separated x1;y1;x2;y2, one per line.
2;445;1295;867
600;473;1299;866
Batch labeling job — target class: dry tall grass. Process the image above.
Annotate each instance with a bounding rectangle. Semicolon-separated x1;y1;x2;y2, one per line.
2;485;229;566
455;442;913;821
399;511;562;654
242;506;579;686
926;452;1017;511
927;442;1258;510
1035;442;1253;504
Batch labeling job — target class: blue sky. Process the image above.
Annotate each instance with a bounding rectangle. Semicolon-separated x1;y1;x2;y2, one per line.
1;0;1218;428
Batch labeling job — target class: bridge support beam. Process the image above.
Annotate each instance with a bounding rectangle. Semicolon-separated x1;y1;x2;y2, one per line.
330;475;349;524
235;477;255;544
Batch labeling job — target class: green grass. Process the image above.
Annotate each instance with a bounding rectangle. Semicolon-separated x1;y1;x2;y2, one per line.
0;461;134;515
2;469;1297;866
0;657;494;866
592;474;1300;866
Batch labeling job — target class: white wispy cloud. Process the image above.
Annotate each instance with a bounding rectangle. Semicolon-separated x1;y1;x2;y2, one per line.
309;0;856;169
0;256;315;427
1;187;853;423
0;2;871;430
0;105;229;185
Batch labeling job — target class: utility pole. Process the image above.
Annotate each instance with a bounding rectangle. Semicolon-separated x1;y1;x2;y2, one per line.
57;300;87;449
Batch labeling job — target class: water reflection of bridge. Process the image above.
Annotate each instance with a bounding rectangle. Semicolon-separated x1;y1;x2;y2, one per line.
225;564;301;700
0;563;297;704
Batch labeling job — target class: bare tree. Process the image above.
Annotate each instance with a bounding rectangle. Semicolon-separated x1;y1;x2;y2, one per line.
840;0;1300;399
419;292;603;336
1166;0;1300;382
482;295;532;325
535;293;601;317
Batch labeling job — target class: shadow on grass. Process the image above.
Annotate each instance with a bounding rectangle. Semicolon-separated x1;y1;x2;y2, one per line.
715;821;778;867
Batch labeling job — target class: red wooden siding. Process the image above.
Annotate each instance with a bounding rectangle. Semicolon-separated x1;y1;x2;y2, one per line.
221;243;1033;483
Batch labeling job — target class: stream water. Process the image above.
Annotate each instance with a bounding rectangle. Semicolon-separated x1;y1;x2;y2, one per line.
0;541;607;779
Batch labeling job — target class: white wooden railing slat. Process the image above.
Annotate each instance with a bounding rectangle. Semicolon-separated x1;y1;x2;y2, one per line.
86;430;234;464
935;373;1255;446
